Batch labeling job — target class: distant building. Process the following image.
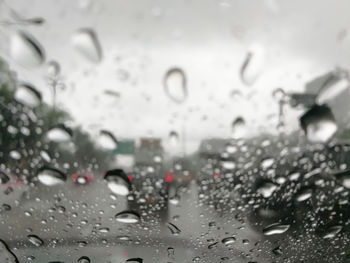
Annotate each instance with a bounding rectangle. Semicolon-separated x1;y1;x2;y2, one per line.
198;138;231;158
135;138;164;166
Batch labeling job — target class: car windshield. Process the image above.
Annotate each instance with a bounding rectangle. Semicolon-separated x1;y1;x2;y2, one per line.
1;0;350;262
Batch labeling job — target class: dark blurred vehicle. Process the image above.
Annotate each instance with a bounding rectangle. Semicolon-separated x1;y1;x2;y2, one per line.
165;157;195;188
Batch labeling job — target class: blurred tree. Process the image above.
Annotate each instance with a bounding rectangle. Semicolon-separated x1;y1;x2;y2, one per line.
0;57;113;183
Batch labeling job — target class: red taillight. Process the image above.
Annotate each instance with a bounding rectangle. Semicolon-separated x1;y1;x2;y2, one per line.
165;171;173;183
214;173;220;179
128;175;132;182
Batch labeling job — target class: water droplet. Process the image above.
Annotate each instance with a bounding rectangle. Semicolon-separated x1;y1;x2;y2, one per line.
9;150;21;160
231;117;246;139
47;60;61;76
167;247;175;259
169;130;179;146
230;89;242;100
263;223;290;236
300;104;337;143
0;239;19;263
169;195;180;205
40;150;51;162
260;158;274;169
115;211;140;223
221;160;236;170
78;256;90;263
37;167;67;186
167;222;181;235
257;181;277;198
104;169;131;196
295;188;313;202
126;258;143;263
27;235;44;247
221;237;236;246
10;30;45;67
98;227;109;233
208;241;218;249
0;171;10;184
240;44;265;86
46;124;73;143
164;68;187;103
14;83;42;107
335;170;350;189
97;130;118;150
316;70;349;104
322;225;342;239
272;246;283;256
77;241;88;247
72;28;102;63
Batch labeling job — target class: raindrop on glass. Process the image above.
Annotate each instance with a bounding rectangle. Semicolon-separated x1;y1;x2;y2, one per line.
263;223;290;236
77;256;90;263
46;124;73;143
10;30;45;67
37;167;67;186
14;83;41;108
167;222;181;235
164;68;187;103
27;235;44;247
231;117;245;139
240;44;265;86
97;130;118;150
72;28;102;63
115;210;140;223
221;237;236;246
0;239;18;263
300;104;337;143
104;169;131;196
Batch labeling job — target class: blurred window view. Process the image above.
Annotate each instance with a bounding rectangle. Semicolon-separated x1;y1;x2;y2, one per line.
1;0;350;262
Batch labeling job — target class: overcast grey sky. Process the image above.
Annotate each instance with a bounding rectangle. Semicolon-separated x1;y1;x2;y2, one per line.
1;0;350;152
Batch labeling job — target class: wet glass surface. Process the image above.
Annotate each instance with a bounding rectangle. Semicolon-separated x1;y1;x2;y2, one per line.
1;0;350;262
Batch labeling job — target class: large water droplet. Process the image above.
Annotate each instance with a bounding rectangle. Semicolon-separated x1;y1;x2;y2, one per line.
295;188;313;202
240;44;265;86
169;130;179;146
167;247;175;259
257;181;277;198
335;170;350;188
263;223;290;236
72;28;102;63
104;169;131;196
115;211;140;223
0;239;19;263
221;237;236;246
9;150;21;160
77;256;91;263
97;130;118;150
164;68;187;103
10;30;45;67
167;222;181;235
46;125;73;143
300;104;337;143
322;225;342;239
37;167;67;186
126;258;143;263
14;83;41;107
27;235;44;247
231;117;246;139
